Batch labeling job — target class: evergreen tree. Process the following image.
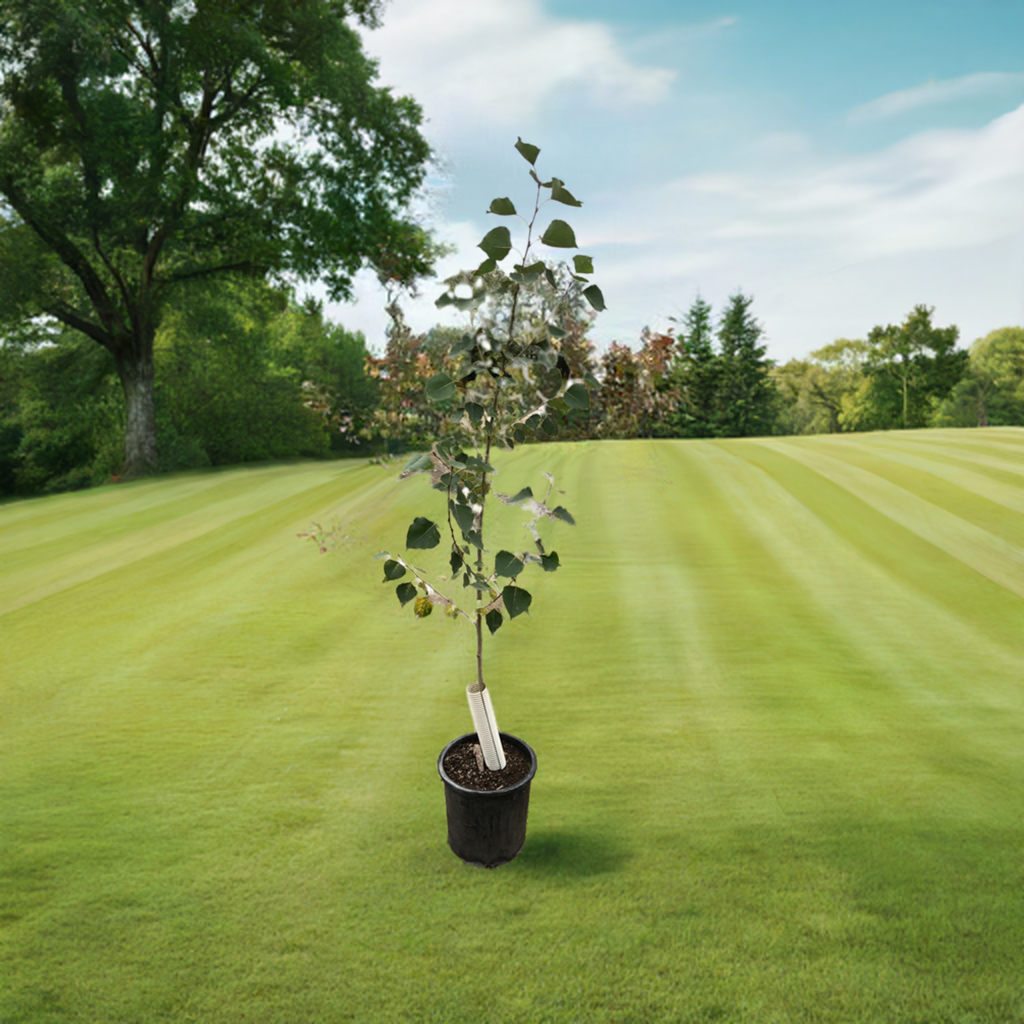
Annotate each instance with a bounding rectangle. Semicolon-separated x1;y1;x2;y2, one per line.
667;297;720;437
714;293;776;437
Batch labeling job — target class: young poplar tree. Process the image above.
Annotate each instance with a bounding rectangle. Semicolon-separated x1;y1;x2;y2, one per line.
374;140;604;759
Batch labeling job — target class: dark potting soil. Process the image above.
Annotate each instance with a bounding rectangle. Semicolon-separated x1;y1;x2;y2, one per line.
443;738;532;791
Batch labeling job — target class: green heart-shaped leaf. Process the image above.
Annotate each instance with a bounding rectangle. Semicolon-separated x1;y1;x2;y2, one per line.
515;138;540;165
382;559;406;582
549;177;582;207
583;284;606;312
494;550;524;578
406;517;441;549
426;372;456;403
401;452;433;474
450;501;474;537
502;585;532;619
563;383;590;410
540;219;577;249
536;365;562;398
478;226;512;261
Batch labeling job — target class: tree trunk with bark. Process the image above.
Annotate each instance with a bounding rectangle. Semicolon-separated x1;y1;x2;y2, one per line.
115;343;158;478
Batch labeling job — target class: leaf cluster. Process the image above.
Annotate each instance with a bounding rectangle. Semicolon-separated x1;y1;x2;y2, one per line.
375;140;602;640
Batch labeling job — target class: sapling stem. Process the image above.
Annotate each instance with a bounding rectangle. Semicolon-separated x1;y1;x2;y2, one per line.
476;605;484;688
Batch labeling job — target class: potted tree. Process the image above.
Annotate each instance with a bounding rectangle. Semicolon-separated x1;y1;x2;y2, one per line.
374;139;604;867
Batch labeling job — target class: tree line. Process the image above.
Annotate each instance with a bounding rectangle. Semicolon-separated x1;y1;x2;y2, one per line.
357;286;1023;453
2;272;1022;498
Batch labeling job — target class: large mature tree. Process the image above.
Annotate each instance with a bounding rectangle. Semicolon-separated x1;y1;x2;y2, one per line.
0;0;434;475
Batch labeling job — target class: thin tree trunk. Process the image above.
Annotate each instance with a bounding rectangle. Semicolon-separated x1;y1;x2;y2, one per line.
475;610;484;688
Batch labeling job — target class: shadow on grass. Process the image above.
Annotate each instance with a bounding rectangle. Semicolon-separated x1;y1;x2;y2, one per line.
514;829;631;877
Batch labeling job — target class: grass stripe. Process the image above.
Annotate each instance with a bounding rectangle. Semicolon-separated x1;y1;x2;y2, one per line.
745;437;1024;606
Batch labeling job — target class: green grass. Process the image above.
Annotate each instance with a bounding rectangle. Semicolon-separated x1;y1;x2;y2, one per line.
2;430;1022;1023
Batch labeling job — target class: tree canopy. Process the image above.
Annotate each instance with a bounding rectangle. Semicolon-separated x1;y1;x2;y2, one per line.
933;326;1024;427
0;0;435;475
858;305;966;430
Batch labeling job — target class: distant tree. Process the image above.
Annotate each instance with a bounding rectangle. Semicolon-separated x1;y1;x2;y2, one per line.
154;278;349;468
279;299;378;454
811;339;871;432
0;322;123;495
932;326;1024;427
771;359;822;435
595;331;677;439
772;338;870;435
714;292;776;437
666;296;720;437
0;0;435;477
595;343;643;439
860;305;966;430
361;302;455;453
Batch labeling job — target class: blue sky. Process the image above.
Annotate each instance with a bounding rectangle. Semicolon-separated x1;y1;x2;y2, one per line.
325;0;1024;362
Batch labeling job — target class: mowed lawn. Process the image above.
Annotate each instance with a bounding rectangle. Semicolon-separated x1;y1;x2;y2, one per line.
1;429;1022;1023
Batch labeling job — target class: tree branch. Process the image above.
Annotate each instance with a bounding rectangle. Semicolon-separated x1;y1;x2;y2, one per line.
158;260;269;286
92;226;132;313
44;302;115;352
122;20;162;84
1;180;125;342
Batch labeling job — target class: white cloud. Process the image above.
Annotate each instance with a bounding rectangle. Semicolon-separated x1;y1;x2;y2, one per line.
709;104;1022;256
567;104;1024;355
363;0;676;131
848;72;1024;122
324;104;1024;361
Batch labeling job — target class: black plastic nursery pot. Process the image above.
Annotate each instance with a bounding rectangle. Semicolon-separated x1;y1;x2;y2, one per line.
437;732;537;869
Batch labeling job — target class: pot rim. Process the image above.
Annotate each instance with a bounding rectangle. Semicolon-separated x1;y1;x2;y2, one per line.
437;731;537;796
